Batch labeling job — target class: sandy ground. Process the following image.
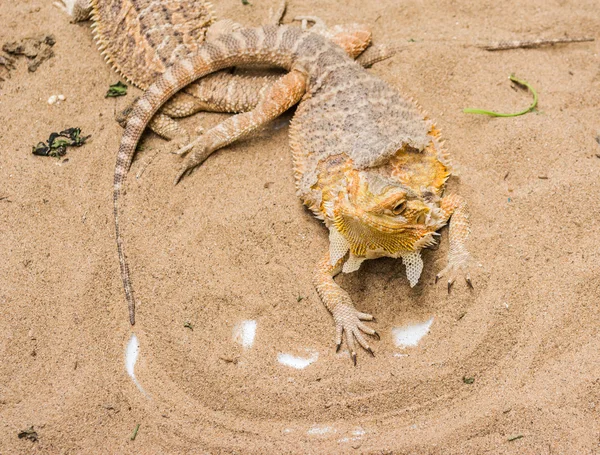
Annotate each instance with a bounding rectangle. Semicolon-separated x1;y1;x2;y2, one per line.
1;0;599;453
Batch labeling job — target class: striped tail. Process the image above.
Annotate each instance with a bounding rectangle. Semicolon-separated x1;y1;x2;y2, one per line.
113;25;302;324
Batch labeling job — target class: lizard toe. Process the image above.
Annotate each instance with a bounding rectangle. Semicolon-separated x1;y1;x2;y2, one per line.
171;130;205;156
173;166;194;185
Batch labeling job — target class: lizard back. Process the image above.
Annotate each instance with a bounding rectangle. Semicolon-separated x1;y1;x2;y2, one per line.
90;0;215;89
288;42;432;213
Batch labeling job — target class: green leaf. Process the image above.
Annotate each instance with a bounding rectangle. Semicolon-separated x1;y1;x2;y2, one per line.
106;81;128;98
32;127;90;157
130;424;140;441
463;75;538;117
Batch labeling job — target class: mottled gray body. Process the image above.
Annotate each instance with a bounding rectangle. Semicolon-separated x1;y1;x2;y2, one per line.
289;40;430;203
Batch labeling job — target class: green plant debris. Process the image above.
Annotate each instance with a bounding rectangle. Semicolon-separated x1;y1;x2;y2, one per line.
508;434;524;442
32;127;90;157
297;295;304;302
241;0;251;4
463;75;538;117
462;376;475;384
130;424;140;441
184;322;193;330
18;426;38;442
106;81;128;98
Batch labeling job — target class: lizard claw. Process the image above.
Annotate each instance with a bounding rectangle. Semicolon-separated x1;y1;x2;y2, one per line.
333;303;379;364
436;255;473;292
466;275;474;289
174;167;192;185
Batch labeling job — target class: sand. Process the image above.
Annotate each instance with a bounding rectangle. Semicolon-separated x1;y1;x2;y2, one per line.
1;0;599;453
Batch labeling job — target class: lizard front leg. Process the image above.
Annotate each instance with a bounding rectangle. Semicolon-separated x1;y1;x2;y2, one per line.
435;194;473;291
314;251;379;365
174;68;308;183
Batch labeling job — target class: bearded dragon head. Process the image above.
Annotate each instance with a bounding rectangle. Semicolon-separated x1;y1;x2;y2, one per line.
324;170;443;264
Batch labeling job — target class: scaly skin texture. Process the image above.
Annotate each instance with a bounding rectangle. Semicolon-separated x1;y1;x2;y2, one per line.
58;0;272;141
60;0;215;89
114;24;472;365
60;0;395;145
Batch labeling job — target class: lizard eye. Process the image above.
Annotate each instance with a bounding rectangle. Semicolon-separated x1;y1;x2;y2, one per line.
392;201;406;216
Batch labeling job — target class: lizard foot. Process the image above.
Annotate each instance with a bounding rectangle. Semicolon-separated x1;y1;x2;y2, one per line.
171;129;205;156
173;135;212;184
333;302;379;366
435;254;473;293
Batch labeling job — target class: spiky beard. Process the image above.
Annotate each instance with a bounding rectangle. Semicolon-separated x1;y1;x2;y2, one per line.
333;208;435;257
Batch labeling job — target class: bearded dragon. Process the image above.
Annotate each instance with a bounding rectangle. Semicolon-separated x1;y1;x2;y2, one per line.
57;0;393;147
114;23;473;363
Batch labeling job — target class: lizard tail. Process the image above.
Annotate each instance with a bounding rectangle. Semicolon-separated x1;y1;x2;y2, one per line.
114;25;303;324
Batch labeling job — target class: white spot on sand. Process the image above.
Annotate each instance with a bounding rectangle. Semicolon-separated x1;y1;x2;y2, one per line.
392;317;434;348
277;352;318;369
125;333;148;397
352;427;366;436
232;320;257;348
47;94;65;105
338;427;366;443
308;425;334;435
